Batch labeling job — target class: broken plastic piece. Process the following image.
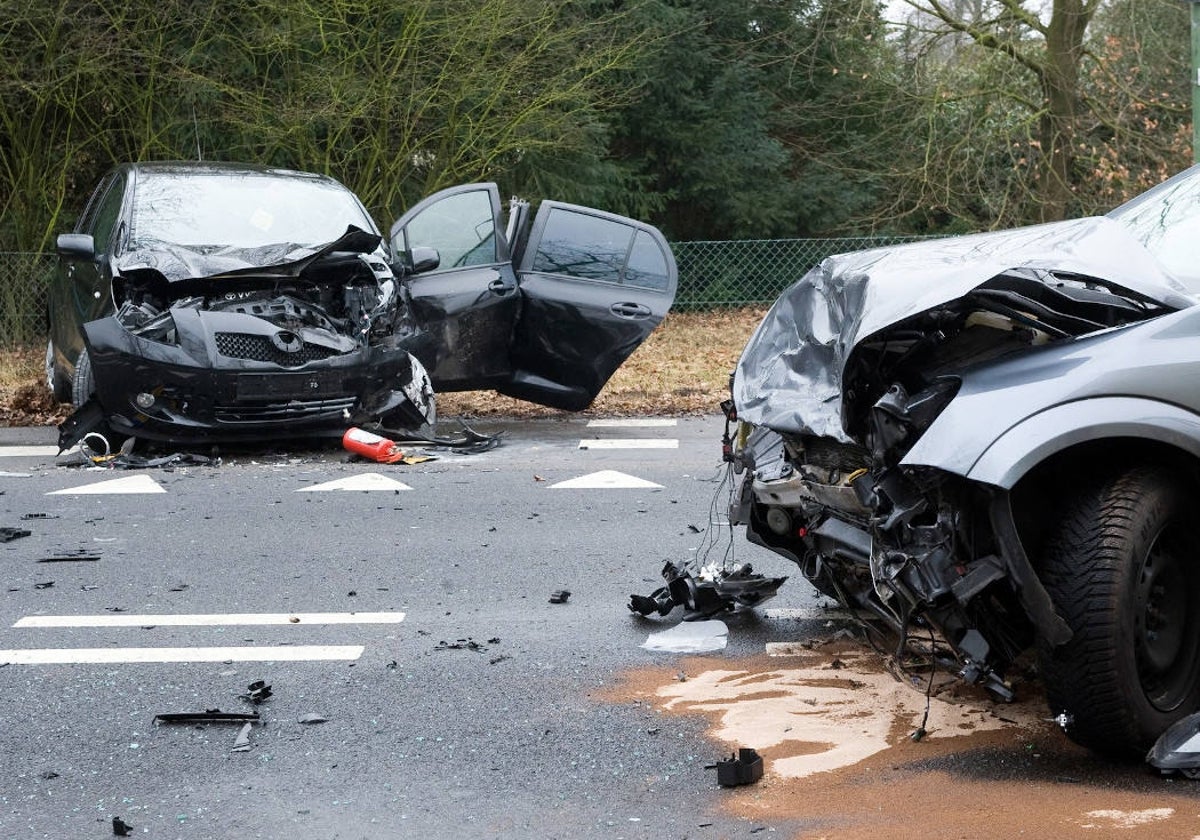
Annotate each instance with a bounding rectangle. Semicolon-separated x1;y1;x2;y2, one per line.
154;710;260;724
231;722;253;752
714;748;764;787
1147;711;1200;777
112;816;133;836
0;527;31;542
549;589;571;604
641;620;728;653
299;713;329;725
244;680;273;704
629;561;786;620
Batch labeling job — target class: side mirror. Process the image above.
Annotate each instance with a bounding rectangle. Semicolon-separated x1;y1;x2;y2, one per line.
56;233;96;260
410;246;440;275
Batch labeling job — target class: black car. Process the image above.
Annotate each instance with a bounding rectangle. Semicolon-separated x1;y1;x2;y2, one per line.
46;162;677;444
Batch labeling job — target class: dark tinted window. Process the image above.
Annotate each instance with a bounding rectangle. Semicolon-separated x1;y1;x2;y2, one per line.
625;230;670;291
531;209;633;284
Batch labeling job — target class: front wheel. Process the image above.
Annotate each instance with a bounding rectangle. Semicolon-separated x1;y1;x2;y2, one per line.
71;348;95;407
1038;466;1200;757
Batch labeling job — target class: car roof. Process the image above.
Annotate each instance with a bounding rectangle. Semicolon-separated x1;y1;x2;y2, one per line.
117;160;345;185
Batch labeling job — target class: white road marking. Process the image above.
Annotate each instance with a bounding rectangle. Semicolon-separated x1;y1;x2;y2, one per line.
297;473;411;492
0;645;365;665
14;612;406;628
0;446;58;457
47;474;166;495
549;470;663;489
578;439;678;450
586;419;677;428
763;607;853;621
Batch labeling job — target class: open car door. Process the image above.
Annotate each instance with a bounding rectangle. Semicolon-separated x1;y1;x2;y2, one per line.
392;187;677;410
389;184;519;391
502;201;676;410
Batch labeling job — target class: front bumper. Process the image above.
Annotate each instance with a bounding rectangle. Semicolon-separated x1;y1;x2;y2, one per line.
82;314;418;443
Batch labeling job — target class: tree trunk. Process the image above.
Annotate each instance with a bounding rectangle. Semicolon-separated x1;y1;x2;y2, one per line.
1037;0;1094;222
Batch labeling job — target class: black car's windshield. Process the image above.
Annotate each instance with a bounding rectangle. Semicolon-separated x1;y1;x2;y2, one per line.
1108;164;1200;293
129;171;376;250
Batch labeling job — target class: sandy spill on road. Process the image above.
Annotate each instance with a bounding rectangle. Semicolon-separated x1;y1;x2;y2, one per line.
609;639;1200;838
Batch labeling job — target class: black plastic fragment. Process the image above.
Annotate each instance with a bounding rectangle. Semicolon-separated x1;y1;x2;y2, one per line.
0;527;31;542
154;710;260;724
714;748;764;787
244;680;273;704
629;561;786;620
37;554;100;563
549;589;571;604
112;816;134;836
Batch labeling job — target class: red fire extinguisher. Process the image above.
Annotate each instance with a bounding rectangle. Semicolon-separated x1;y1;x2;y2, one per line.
342;427;405;463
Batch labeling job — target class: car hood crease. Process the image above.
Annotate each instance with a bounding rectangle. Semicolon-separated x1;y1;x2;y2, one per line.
732;215;1194;440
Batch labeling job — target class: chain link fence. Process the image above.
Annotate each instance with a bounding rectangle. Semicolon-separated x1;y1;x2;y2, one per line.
0;235;931;349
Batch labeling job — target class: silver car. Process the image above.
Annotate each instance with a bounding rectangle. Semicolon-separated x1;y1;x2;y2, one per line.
725;165;1200;756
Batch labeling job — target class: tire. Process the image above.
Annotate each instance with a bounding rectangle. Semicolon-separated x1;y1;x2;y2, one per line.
1037;466;1200;757
45;340;71;403
71;348;95;407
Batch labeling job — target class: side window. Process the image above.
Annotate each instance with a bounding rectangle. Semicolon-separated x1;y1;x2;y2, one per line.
89;177;127;255
529;208;670;290
624;230;671;291
405;190;497;270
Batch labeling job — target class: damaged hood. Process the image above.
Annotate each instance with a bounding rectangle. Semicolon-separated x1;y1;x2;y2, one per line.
113;226;383;283
732;215;1195;440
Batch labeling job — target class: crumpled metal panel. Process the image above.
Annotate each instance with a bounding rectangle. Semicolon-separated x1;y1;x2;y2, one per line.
732;216;1193;439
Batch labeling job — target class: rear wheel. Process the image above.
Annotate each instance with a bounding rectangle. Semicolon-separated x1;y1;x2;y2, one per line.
71;348;95;407
1038;466;1200;757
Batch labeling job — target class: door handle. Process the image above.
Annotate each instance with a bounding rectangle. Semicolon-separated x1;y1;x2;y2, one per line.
610;302;651;319
488;279;515;295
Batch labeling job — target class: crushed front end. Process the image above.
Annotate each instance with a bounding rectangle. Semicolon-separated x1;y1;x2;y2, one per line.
721;218;1189;699
64;228;433;447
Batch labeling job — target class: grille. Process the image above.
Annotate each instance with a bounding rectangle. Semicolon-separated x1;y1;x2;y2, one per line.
214;397;358;424
215;332;341;366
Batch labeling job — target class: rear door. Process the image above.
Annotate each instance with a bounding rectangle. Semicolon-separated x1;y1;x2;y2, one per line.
389;183;518;390
501;202;677;410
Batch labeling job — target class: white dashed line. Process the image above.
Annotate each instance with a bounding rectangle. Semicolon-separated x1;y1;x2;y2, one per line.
14;612;406;628
586;419;678;428
0;645;365;665
578;439;678;450
0;446;58;457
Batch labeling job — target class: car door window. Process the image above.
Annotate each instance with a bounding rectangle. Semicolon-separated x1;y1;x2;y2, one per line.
404;189;497;270
529;208;670;290
89;177;126;255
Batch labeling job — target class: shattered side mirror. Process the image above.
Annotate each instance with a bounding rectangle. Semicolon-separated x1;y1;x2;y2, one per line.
409;246;440;275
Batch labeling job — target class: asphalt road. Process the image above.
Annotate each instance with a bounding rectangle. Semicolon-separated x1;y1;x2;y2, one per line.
0;416;825;839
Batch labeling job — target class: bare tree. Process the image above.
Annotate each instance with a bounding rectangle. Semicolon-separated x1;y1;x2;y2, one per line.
903;0;1099;222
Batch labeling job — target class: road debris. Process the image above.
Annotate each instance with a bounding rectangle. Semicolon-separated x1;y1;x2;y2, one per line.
1147;711;1200;778
629;560;786;620
299;713;329;725
242;680;273;704
641;620;728;653
710;747;764;787
549;589;571;604
154;710;261;724
435;637;501;653
231;722;253;752
112;816;134;836
37;553;100;563
0;527;31;542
